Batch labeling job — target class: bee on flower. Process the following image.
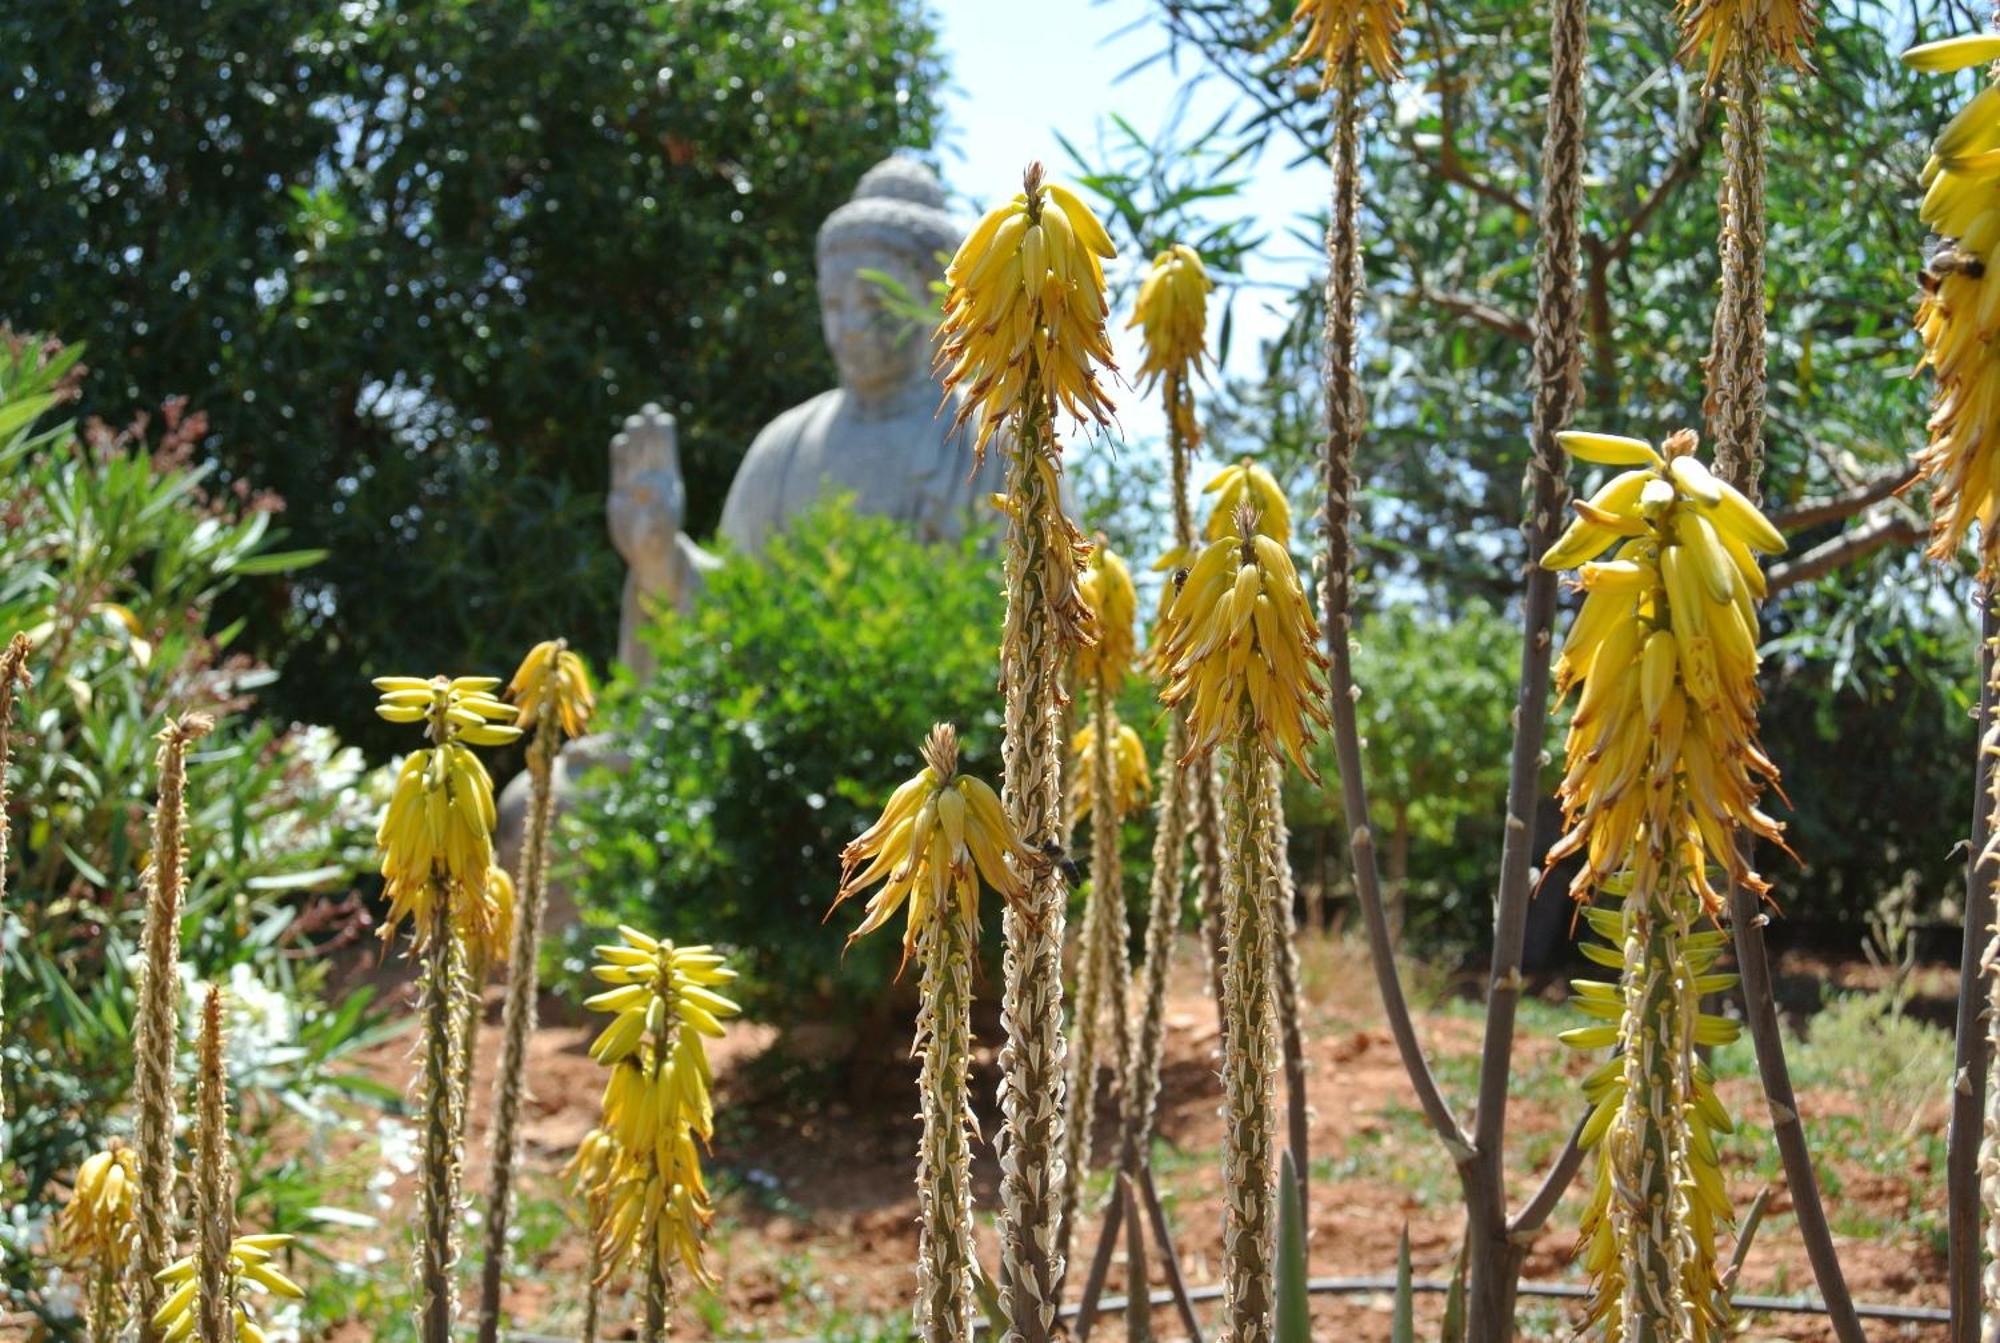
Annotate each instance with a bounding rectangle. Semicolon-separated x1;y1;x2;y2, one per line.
1154;505;1330;778
1903;34;2000;580
151;1234;305;1343
936;163;1118;462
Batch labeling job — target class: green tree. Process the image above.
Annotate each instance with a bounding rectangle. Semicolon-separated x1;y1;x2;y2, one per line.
0;0;946;753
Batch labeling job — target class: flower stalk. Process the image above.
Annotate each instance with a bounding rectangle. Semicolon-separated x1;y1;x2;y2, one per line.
194;986;235;1343
1154;496;1327;1343
832;723;1031;1342
371;673;521;1343
133;712;213;1340
1059;546;1143;1281
582;927;738;1341
0;632;28;1159
478;639;595;1343
938;162;1116;1343
1539;427;1786;1339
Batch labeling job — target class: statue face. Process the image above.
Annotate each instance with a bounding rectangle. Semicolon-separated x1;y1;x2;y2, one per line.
818;246;932;399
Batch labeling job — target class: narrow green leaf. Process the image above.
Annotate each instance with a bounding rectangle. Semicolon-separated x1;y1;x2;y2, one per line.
1276;1149;1311;1343
1392;1226;1414;1343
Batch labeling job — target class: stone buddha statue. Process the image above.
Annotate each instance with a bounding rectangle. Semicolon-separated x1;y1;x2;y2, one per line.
499;157;1009;919
606;155;1006;670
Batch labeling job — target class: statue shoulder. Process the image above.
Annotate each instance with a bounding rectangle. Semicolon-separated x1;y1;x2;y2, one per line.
719;389;844;549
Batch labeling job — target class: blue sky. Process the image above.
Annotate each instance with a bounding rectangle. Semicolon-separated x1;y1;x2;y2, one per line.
928;0;1332;446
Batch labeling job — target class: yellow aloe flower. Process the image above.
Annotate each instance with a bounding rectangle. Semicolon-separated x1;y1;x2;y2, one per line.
152;1233;304;1343
583;929;738;1295
829;724;1034;969
1676;0;1815;88
58;1145;138;1273
371;674;520;955
1202;458;1293;546
1539;428;1788;910
584;928;740;1069
1289;0;1407;87
936;164;1118;463
1068;719;1151;822
1076;543;1139;692
1129;244;1212;390
1907;34;2000;579
508;638;596;738
1154;508;1330;778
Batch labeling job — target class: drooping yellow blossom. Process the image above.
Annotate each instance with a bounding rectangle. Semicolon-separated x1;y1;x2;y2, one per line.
58;1146;138;1273
1069;719;1151;822
1076;543;1139;692
371;674;521;955
508;638;596;738
1676;0;1815;88
582;927;739;1294
1539;428;1788;910
1288;0;1407;87
1130;244;1212;389
1907;35;2000;579
936;163;1118;462
1154;507;1330;778
152;1234;305;1343
1203;459;1293;546
830;724;1033;968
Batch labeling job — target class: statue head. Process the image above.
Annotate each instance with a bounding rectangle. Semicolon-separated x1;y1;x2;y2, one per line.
815;157;960;401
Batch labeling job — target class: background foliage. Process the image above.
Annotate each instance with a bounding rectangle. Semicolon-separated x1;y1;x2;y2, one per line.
567;498;1006;1029
0;0;946;756
1081;0;1976;938
0;339;387;1327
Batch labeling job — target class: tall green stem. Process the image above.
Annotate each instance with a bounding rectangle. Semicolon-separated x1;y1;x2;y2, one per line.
418;888;465;1343
917;905;978;1343
477;699;560;1343
1220;726;1277;1343
996;385;1073;1343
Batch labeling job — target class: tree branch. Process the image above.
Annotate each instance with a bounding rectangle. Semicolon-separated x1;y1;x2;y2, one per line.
1601;118;1716;267
1764;507;1921;593
1506;1110;1589;1236
1769;465;1918;534
1411;284;1534;345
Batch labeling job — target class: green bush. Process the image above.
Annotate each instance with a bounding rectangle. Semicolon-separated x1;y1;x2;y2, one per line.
0;336;385;1325
567;497;1005;1027
0;0;946;758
